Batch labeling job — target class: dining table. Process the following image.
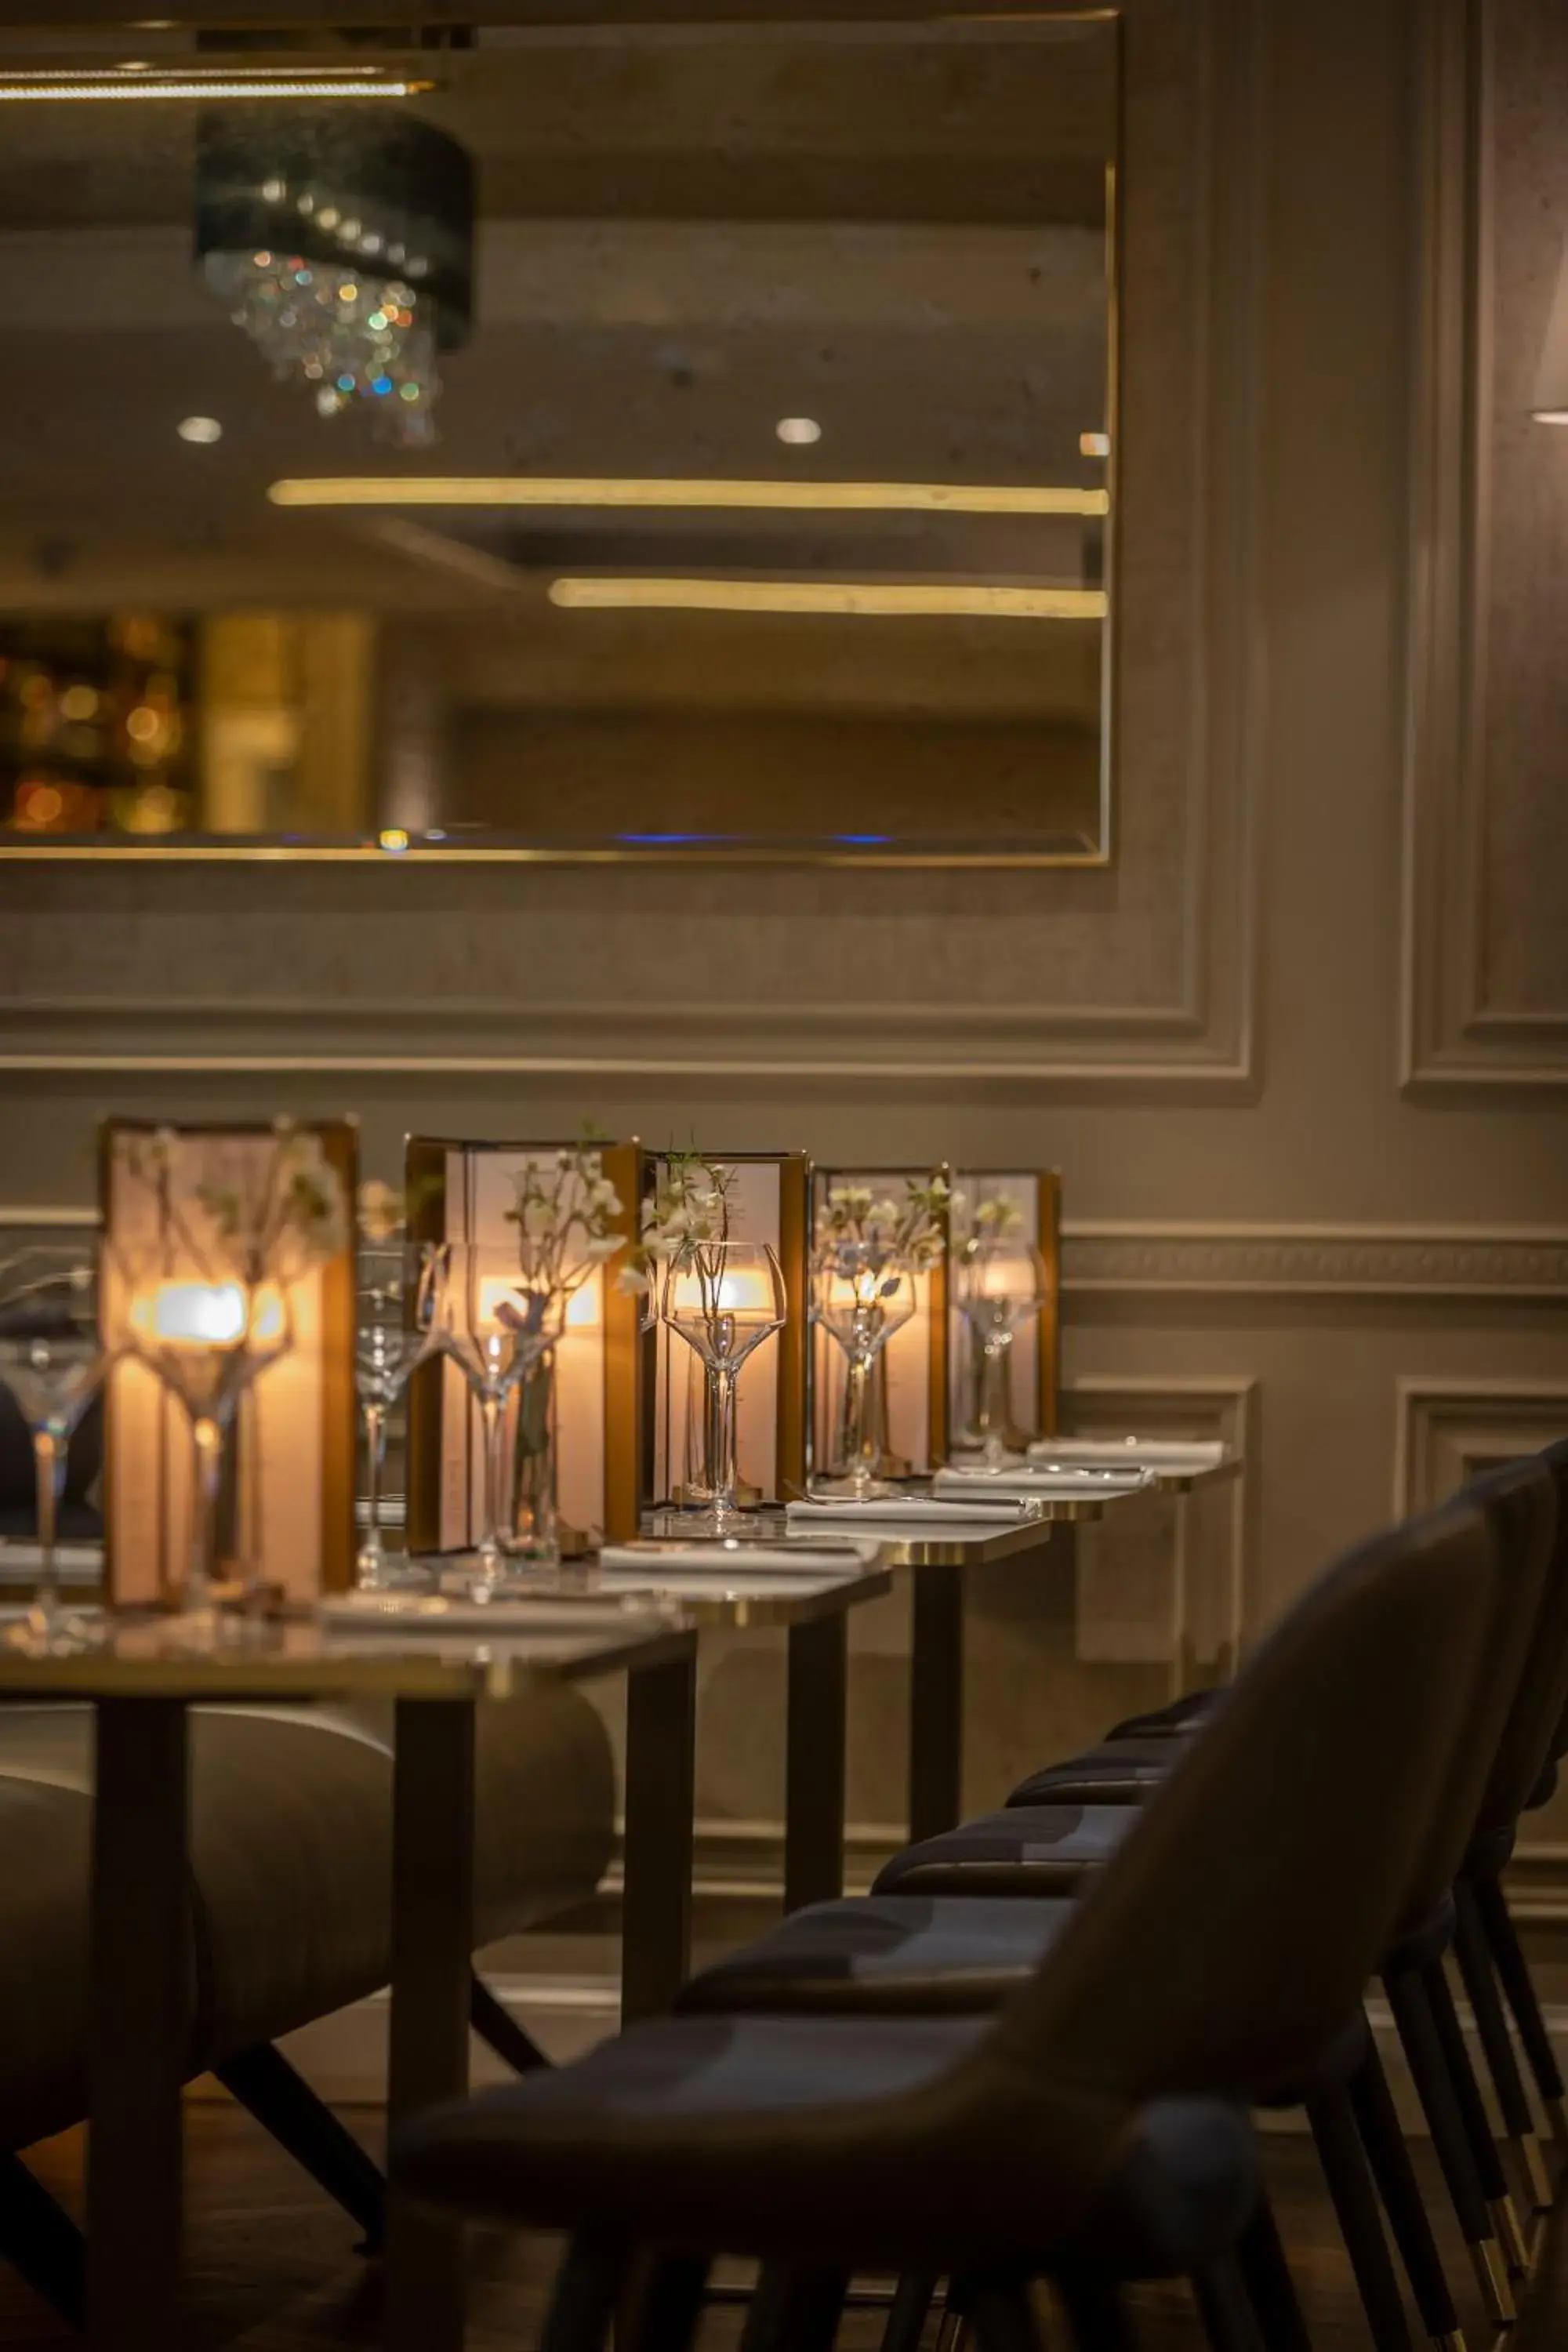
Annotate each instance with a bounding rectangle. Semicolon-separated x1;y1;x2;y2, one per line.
0;1606;700;2352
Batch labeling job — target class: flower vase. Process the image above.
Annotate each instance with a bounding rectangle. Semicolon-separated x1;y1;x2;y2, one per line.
831;1348;911;1483
508;1350;561;1566
960;1335;1029;1459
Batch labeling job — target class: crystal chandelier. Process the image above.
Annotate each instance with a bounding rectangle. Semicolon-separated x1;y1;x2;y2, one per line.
195;110;474;449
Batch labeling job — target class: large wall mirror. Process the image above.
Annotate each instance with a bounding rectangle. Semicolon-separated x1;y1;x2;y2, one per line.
0;14;1116;862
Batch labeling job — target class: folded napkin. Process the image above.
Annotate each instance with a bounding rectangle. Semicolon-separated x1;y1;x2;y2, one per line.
786;1496;1044;1528
601;1541;881;1576
1025;1436;1229;1472
934;1465;1154;1501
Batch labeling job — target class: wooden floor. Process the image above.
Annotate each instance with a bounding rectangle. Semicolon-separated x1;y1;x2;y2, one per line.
2;2104;1566;2349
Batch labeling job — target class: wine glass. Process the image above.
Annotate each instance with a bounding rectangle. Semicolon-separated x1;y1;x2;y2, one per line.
809;1239;916;1501
953;1238;1049;1465
0;1243;108;1650
437;1243;566;1595
355;1242;443;1592
116;1253;295;1614
661;1242;786;1535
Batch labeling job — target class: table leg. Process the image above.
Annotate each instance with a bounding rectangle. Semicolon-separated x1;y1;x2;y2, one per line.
88;1698;191;2351
909;1563;964;1843
621;1653;696;2024
784;1613;848;1912
387;1697;475;2352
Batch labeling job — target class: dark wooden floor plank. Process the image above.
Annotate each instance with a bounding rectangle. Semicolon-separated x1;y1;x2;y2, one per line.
0;2102;1562;2348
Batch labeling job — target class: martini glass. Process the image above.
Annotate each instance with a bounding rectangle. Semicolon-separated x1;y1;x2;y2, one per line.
0;1244;107;1650
808;1239;915;1501
661;1243;786;1535
118;1257;295;1615
355;1242;444;1592
953;1238;1049;1464
437;1243;566;1595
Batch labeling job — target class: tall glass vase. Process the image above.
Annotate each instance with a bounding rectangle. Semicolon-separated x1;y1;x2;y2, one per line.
508;1348;560;1566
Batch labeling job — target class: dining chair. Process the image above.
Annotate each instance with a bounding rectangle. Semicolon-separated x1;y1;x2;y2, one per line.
671;1461;1552;2350
392;1501;1496;2352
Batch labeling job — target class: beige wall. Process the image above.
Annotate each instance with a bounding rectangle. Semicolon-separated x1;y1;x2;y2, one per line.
1;0;1566;1886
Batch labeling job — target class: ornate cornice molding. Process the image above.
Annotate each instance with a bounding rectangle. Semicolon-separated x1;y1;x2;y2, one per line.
1063;1221;1568;1298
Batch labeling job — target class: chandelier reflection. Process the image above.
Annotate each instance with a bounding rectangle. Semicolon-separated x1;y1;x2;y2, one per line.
194;108;474;448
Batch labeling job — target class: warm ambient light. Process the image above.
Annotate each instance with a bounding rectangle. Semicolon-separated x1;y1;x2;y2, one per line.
177;416;223;446
377;828;411;851
1079;430;1111;458
547;579;1109;621
775;417;822;446
0;67;431;102
268;476;1110;519
135;1282;286;1348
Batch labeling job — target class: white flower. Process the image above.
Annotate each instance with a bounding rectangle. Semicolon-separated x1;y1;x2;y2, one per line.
588;1178;620;1212
868;1196;901;1229
357;1178;404;1242
615;1262;649;1295
582;1232;622;1262
521;1199;555;1241
555;1149;573;1171
581;1152;602;1183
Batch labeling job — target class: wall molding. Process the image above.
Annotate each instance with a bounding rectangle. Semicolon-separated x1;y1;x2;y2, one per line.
1402;0;1568;1091
0;0;1265;1097
9;1202;1566;1300
1063;1221;1568;1299
1395;1376;1568;1913
1393;1374;1568;1518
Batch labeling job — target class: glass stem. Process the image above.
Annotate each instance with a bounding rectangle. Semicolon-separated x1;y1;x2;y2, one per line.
842;1349;878;1494
710;1365;740;1516
31;1428;64;1625
359;1401;387;1581
977;1336;1015;1465
190;1414;224;1611
478;1393;506;1577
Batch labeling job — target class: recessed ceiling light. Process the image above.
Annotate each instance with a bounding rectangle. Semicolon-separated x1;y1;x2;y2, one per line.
1079;430;1111;458
775;416;822;447
176;416;222;445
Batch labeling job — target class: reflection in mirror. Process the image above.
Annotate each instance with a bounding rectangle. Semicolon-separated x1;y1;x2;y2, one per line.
0;16;1116;860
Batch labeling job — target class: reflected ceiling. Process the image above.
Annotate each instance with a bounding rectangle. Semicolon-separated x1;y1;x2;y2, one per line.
0;16;1116;862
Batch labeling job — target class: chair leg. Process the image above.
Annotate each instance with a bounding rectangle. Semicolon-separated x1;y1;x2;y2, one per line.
541;2229;629;2352
1472;1869;1568;2157
935;2306;971;2352
1451;1886;1553;2215
1236;2192;1312;2352
0;2150;85;2329
213;2041;385;2249
1420;1957;1531;2276
1347;2037;1467;2350
618;2249;711;2352
968;2278;1044;2352
1191;2252;1269;2352
1054;2271;1138;2352
1308;2085;1414;2352
739;2264;851;2352
1384;1969;1515;2325
881;2272;942;2352
470;1970;552;2073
